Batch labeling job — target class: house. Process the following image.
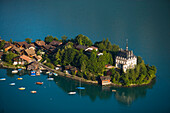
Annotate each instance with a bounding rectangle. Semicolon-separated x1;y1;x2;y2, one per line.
43;45;56;53
13;55;32;65
27;43;35;50
27;61;39;70
24;48;36;57
3;43;13;52
75;45;87;50
115;40;137;72
35;41;45;47
0;52;4;60
34;55;42;62
20;55;33;64
11;46;23;54
99;75;111;85
85;46;98;51
105;64;114;69
49;40;62;46
14;41;28;48
97;52;103;56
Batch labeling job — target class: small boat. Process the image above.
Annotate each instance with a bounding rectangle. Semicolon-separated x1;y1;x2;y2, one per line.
49;73;52;75
31;71;36;76
36;82;43;85
40;70;42;73
0;78;6;81
18;87;25;90
77;87;85;90
30;91;37;93
18;69;22;71
47;77;54;80
17;77;23;80
53;73;58;76
9;83;15;86
68;92;76;95
112;89;116;92
12;70;18;73
46;71;50;74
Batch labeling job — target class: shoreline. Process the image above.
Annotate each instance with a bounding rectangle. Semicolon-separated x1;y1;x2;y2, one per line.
0;62;156;88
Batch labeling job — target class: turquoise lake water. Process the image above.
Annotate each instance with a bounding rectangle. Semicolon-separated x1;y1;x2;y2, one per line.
0;0;170;113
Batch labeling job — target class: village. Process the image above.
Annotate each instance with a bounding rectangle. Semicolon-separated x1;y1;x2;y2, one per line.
0;35;156;87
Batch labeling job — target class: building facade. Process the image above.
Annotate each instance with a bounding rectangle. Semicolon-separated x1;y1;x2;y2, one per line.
115;40;137;72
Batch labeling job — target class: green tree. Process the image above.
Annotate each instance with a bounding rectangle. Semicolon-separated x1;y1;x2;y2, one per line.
137;56;142;65
75;34;93;46
9;39;13;43
61;35;67;43
4;51;17;64
25;38;32;44
45;35;54;44
0;40;5;49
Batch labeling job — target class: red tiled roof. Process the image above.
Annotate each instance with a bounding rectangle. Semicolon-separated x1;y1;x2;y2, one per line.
20;55;31;62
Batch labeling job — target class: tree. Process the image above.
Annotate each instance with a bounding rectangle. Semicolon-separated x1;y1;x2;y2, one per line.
36;39;41;41
45;35;54;44
9;39;13;43
0;40;5;49
61;35;67;43
4;51;17;64
137;56;142;64
25;38;32;44
54;37;58;41
75;34;93;46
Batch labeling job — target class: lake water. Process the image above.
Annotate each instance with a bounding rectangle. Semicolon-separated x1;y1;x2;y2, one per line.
0;0;170;113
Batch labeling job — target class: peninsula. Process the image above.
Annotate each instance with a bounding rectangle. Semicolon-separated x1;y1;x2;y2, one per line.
0;34;156;87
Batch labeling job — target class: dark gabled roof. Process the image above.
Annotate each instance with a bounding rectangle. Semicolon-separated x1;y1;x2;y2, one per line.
49;40;62;46
100;75;111;80
16;41;28;47
3;43;13;48
65;65;74;70
25;48;35;56
35;41;45;47
76;45;87;50
117;49;135;59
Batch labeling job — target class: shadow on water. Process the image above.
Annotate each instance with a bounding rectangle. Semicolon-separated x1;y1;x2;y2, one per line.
53;75;156;105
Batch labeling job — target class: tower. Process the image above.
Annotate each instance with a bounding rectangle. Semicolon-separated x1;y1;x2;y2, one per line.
126;39;128;51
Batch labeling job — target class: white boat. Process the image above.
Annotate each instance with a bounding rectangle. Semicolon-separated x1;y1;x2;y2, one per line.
0;78;6;81
12;70;18;73
18;87;25;90
47;77;54;80
49;72;52;75
30;91;37;93
9;83;15;85
53;73;58;76
46;71;50;74
68;92;76;95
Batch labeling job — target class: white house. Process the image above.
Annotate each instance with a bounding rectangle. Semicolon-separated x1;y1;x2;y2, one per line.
115;40;137;72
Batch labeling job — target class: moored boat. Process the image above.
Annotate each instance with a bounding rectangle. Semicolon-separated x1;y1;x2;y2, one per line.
18;69;22;71
0;78;6;81
47;77;54;80
112;89;116;92
77;87;85;90
18;87;25;90
53;73;58;76
9;83;15;85
36;82;43;85
12;70;18;73
30;91;37;93
31;71;36;76
68;92;76;95
17;77;23;80
46;71;50;74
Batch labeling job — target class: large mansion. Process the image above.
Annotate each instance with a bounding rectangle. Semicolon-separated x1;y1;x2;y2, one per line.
115;40;137;72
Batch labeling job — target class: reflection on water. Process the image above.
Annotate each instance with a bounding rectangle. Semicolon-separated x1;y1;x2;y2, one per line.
114;79;156;105
4;68;156;105
53;75;156;105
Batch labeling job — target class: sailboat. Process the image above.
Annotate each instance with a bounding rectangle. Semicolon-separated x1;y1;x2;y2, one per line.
77;79;85;90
